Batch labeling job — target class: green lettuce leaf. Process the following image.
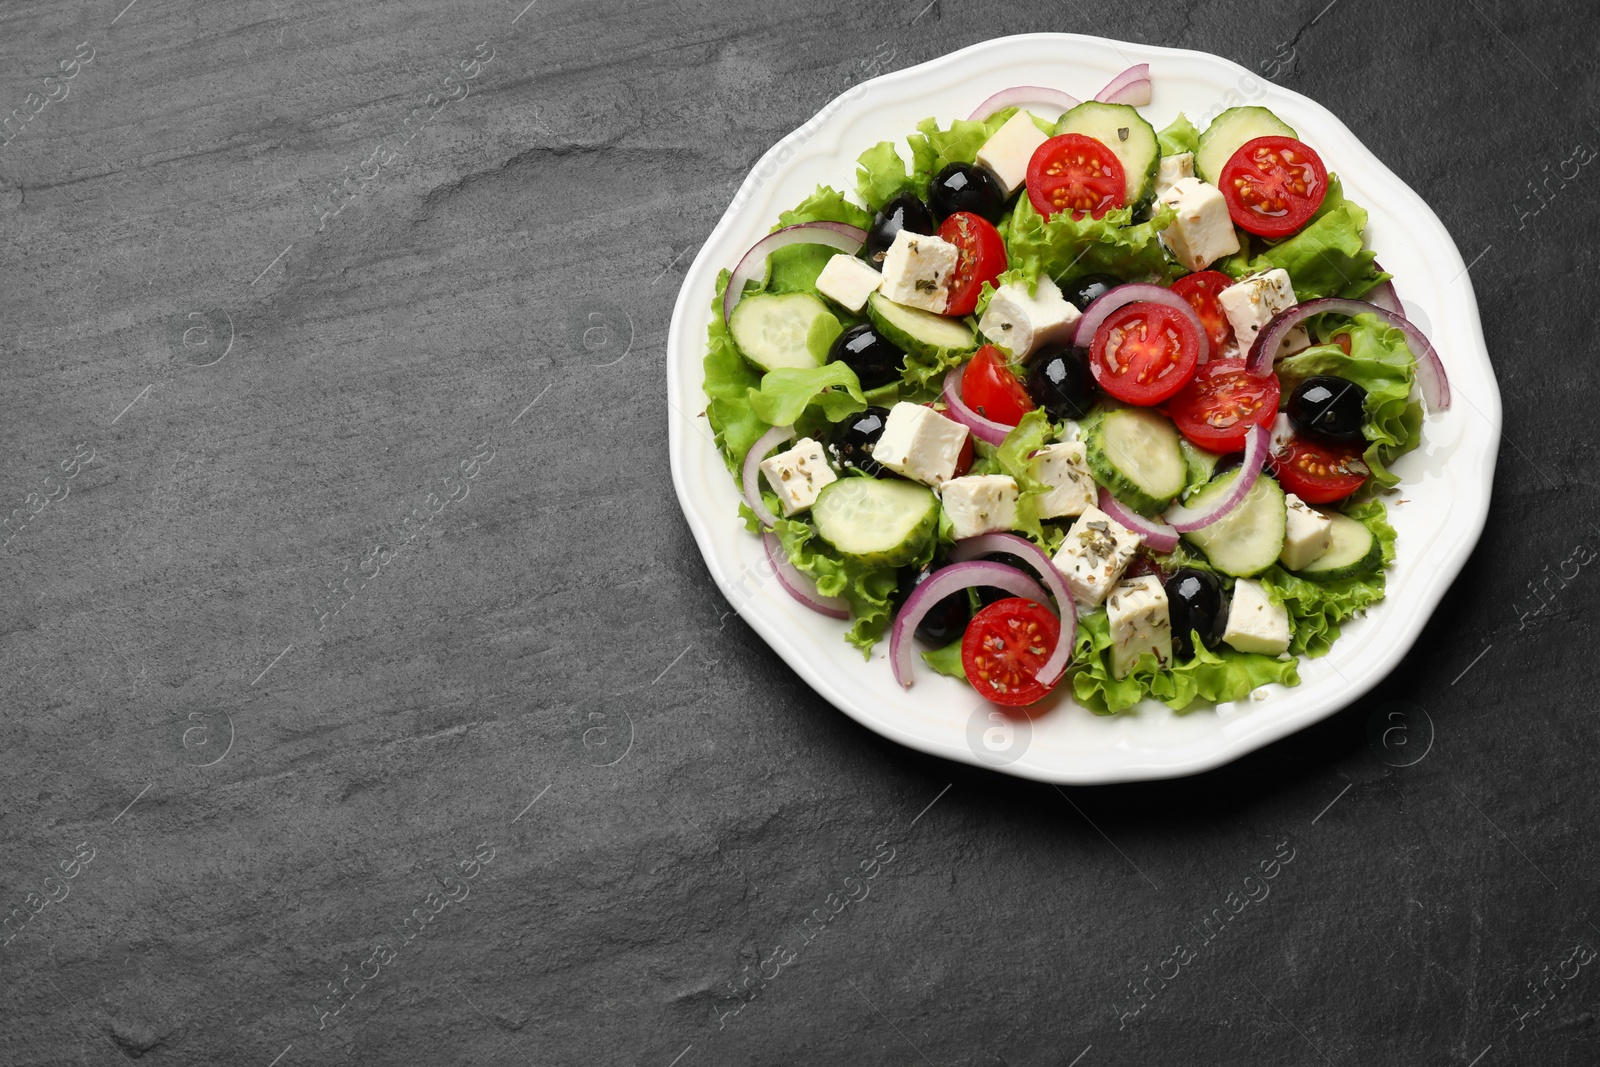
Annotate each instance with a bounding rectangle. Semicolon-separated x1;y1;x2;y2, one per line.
772;516;915;655
921;637;967;678
907;112;1011;190
1275;313;1424;487
1003;193;1178;293
1070;612;1301;714
993;409;1057;544
747;363;866;427
1229;175;1385;300
857;109;1054;213
1157;113;1200;156
1257;498;1396;658
768;185;874;294
855;141;916;214
703;270;769;476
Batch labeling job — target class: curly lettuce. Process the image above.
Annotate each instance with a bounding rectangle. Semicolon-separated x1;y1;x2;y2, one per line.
991;409;1058;546
772;515;914;656
1002;193;1178;293
1257;498;1397;657
1226;175;1386;300
1157;113;1200;156
1276;313;1424;487
1070;612;1301;715
855;110;1053;213
703;270;769;477
767;185;873;295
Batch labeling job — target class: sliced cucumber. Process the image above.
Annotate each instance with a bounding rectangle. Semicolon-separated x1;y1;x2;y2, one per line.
1084;408;1186;515
1055;101;1161;213
866;291;974;362
1181;473;1286;577
1296;512;1380;580
728;292;834;372
812;477;938;567
1196;106;1298;183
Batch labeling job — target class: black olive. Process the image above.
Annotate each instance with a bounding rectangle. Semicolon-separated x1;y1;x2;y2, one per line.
827;323;904;391
1025;344;1099;420
1165;567;1228;661
827;406;894;477
1058;273;1123;312
896;564;972;645
927;163;1006;225
1287;375;1367;446
863;193;936;264
975;552;1050;608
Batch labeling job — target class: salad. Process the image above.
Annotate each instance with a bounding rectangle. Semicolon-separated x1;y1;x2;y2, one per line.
700;65;1450;714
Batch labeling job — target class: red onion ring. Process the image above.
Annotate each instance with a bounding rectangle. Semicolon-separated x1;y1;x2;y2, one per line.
1094;64;1151;106
890;560;1053;689
1161;425;1270;533
967;86;1081;122
941;365;1014;446
1245;297;1450;410
1096;488;1178;553
1072;284;1212;365
723;222;867;323
762;532;849;619
1364;263;1402;315
947;533;1078;685
741;425;795;528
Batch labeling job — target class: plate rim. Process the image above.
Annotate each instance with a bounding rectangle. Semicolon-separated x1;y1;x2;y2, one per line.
666;32;1501;784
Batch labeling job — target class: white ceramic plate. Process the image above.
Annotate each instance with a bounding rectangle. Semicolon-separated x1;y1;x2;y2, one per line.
667;33;1499;784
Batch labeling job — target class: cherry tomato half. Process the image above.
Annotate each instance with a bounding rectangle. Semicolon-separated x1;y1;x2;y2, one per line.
961;597;1062;706
1168;270;1238;353
1167;358;1281;453
937;211;1007;317
1219;136;1328;239
1272;436;1369;503
1026;134;1126;221
961;345;1036;427
1088;301;1201;406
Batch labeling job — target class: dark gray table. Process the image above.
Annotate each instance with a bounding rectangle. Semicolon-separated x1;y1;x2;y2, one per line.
2;0;1594;1063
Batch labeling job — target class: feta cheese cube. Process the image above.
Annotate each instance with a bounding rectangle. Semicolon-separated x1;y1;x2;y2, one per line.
758;437;837;516
1052;505;1144;608
814;254;882;313
941;475;1019;540
1156;177;1240;273
872;402;970;486
1031;441;1096;519
977;277;1083;360
1222;578;1291;656
1154;152;1194;198
1106;575;1173;678
1217;268;1309;358
975;110;1050;197
879;229;959;314
1280;493;1333;571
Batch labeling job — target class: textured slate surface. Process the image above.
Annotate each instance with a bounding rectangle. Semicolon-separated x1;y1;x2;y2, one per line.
1;0;1597;1063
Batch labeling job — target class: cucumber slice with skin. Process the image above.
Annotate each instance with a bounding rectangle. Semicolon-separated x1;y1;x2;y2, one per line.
728;292;834;372
1196;106;1298;184
1295;512;1380;580
811;477;938;567
1085;408;1187;515
1054;101;1161;213
866;291;974;362
1181;473;1287;577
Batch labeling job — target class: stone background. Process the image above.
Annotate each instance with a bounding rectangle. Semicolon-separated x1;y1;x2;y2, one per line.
1;0;1596;1063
